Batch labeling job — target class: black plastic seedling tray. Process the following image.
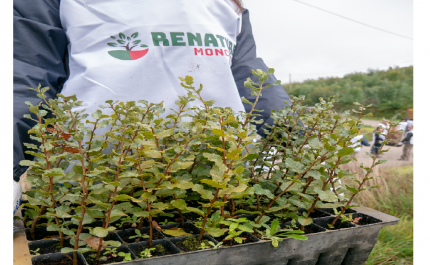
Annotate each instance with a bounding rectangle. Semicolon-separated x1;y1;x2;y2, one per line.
26;206;398;265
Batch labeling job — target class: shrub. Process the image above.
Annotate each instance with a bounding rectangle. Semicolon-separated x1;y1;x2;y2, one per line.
20;68;392;265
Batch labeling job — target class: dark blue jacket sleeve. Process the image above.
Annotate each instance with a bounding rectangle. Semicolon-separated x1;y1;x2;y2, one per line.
361;136;370;147
231;9;292;136
13;0;69;181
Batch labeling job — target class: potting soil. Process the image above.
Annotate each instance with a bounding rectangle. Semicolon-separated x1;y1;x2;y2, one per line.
135;244;172;258
34;257;82;265
174;237;211;252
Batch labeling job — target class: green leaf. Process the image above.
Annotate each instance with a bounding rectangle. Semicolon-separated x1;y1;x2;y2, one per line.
201;179;226;189
241;97;252;105
119;32;126;39
234;237;243;244
91;227;116;238
161;228;191;237
104;241;121;247
253;184;274;199
298;217;313;226
285;234;308;241
144;150;161;158
186;207;205;216
61;247;76;253
205;227;225;237
284;158;304;173
107;43;117;47
170;199;187;210
192;184;214;200
131;32;138;38
270;219;279;236
338;147;354;157
91;110;103;120
170;161;193;172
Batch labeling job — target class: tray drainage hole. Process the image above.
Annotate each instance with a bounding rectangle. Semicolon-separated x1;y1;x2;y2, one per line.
286;259;297;265
315;252;330;265
341;248;356;265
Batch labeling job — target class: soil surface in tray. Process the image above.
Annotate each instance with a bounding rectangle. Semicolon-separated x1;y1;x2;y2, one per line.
86;255;127;265
214;234;257;246
121;230;162;243
307;210;329;218
34;257;82;265
354;217;377;226
327;220;353;230
28;231;61;241
135;244;172;258
30;240;74;255
174;237;211;252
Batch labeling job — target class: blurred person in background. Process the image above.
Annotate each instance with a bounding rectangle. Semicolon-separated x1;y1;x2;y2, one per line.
371;127;385;156
398;125;413;161
377;120;390;135
350;130;370;158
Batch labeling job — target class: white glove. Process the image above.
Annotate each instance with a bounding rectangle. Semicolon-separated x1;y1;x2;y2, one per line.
13;181;22;232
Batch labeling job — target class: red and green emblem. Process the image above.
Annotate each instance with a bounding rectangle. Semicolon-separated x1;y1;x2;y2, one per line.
107;32;148;60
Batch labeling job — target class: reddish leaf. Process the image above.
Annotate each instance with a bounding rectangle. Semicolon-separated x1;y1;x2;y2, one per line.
61;133;71;140
63;147;79;153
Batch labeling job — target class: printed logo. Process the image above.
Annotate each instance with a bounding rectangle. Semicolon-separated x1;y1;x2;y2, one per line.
107;32;148;60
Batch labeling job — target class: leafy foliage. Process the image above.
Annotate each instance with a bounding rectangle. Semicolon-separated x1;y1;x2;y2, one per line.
21;68;392;264
283;66;413;118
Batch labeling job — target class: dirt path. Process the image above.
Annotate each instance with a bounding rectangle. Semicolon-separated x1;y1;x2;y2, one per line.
361;119;383;127
354;145;413;168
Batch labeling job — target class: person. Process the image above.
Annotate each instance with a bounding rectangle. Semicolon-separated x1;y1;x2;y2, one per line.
406;119;414;133
396;118;408;132
377;120;390;135
350;131;370;158
398;125;413;161
371;127;385;156
13;1;293;226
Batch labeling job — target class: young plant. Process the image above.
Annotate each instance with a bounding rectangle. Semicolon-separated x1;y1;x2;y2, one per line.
257;220;307;247
220;218;254;244
159;219;175;225
30;248;40;256
118;252;133;261
139;248;155;258
129;229;149;242
208;241;223;250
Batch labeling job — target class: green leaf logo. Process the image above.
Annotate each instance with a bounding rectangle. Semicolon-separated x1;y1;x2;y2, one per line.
107;31;149;60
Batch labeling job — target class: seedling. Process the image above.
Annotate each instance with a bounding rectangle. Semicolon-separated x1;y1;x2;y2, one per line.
208;241;223;250
220;218;254;244
118;252;132;261
129;229;150;242
139;248;155;259
159;219;175;225
30;248;40;256
257;220;307;247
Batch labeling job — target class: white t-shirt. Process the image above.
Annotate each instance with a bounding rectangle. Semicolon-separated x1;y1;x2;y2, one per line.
350;135;364;153
396;121;408;131
60;0;245;122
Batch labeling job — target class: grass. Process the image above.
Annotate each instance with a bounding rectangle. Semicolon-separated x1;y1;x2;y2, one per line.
343;164;413;264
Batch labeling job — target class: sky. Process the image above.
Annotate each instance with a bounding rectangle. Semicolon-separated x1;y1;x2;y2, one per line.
243;0;413;83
